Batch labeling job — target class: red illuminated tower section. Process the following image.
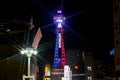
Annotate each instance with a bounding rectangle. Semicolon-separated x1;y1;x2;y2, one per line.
53;10;66;69
60;29;66;67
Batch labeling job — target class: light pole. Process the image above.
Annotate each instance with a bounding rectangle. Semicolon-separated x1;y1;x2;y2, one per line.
21;48;38;76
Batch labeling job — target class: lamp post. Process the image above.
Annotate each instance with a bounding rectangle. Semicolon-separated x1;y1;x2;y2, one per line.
21;48;38;76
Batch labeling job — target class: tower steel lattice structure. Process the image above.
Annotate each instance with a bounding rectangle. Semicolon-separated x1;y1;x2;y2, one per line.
52;10;66;80
53;10;66;69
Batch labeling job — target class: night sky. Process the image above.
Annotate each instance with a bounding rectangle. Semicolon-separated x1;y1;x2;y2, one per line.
31;0;114;61
0;0;114;62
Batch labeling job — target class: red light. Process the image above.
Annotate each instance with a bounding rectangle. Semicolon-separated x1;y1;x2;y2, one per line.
74;66;78;69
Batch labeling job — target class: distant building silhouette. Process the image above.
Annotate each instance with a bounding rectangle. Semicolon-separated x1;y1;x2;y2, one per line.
84;52;94;80
94;60;105;80
113;0;120;79
66;49;85;80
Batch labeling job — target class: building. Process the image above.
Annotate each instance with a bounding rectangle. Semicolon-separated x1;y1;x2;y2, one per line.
84;52;94;80
103;49;116;79
94;61;105;80
113;0;120;79
66;49;85;80
66;49;83;69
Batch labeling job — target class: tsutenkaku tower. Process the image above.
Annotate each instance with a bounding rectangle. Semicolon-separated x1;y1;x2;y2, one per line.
53;10;66;69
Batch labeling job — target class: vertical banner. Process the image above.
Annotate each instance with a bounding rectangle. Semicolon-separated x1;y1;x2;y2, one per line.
64;65;70;80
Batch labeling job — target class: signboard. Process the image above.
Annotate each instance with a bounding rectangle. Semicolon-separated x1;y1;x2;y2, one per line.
64;65;70;80
45;64;51;76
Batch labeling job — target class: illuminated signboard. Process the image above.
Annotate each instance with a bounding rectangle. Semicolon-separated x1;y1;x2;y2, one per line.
64;65;70;80
58;33;61;48
45;64;50;76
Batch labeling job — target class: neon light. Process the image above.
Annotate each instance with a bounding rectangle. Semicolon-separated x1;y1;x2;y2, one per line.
58;23;62;28
53;10;66;68
53;29;60;68
53;10;65;28
64;65;71;80
57;19;63;22
58;33;61;48
57;10;62;13
45;64;51;76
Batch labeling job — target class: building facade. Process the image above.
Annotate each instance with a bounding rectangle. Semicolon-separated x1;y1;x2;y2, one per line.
113;0;120;78
94;61;105;80
84;52;94;80
66;49;85;80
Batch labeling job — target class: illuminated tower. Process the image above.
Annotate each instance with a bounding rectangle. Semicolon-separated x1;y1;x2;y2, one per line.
53;10;66;68
52;10;66;80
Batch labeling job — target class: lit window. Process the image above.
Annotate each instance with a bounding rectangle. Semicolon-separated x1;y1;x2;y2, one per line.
87;66;92;71
88;76;92;80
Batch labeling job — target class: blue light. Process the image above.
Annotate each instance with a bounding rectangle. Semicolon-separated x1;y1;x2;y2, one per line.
56;19;63;23
53;10;67;68
53;16;65;28
53;10;66;28
58;23;62;28
110;48;115;56
57;10;62;13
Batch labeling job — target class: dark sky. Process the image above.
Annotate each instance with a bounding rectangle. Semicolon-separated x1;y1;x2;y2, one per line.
0;0;114;61
31;0;114;60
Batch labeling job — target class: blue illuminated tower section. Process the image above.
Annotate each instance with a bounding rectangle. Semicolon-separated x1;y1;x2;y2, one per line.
53;10;66;68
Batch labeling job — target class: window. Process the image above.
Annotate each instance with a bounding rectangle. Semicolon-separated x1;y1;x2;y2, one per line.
87;76;92;80
87;66;92;71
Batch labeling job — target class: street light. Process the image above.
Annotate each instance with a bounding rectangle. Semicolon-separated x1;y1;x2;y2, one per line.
21;48;38;76
74;65;78;70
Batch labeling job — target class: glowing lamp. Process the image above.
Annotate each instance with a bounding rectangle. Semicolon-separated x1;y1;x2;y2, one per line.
74;65;78;69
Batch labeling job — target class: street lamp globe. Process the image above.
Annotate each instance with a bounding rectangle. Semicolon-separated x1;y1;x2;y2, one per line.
20;48;38;57
20;47;38;76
